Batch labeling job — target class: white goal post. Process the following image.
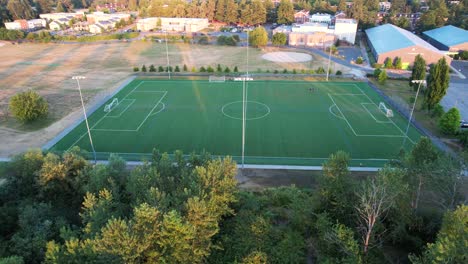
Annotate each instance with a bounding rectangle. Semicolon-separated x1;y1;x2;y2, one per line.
209;75;226;82
104;98;119;112
379;102;394;117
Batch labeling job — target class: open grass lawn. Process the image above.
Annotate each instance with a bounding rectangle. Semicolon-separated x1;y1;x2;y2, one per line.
51;79;422;166
369;78;448;138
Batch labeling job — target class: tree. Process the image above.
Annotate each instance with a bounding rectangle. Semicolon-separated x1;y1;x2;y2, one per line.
264;0;276;23
318;151;356;226
338;0;347;11
241;251;268;264
234;66;239;73
133;66;139;72
315;213;362;263
9;90;48;122
224;0;238;24
378;70;387;84
141;64;147;72
272;32;287;46
149;64;156;72
183;64;188;71
277;0;294;24
425;57;450;110
438;107;461;135
355;167;405;254
215;0;226;22
249;26;268;47
174;65;180;72
410;205;468;263
384;57;393;68
410;55;426;90
406;137;439;209
6;0;36;20
393;57;402;69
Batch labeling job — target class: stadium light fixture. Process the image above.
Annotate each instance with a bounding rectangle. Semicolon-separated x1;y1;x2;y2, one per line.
72;76;97;164
403;79;426;147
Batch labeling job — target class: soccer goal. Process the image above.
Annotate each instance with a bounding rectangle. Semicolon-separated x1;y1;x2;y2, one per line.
104;98;119;113
379;102;394;117
209;75;226;83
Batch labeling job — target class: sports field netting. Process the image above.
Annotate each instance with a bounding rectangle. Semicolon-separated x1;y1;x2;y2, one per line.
50;79;423;167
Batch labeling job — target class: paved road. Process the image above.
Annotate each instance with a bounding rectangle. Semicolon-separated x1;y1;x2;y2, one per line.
441;82;468;120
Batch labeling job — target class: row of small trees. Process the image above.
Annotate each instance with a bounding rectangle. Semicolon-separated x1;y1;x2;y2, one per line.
133;64;239;73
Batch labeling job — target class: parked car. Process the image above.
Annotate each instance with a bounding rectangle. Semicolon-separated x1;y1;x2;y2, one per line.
461;120;468;128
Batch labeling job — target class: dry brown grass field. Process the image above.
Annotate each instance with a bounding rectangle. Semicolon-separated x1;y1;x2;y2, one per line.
0;41;352;157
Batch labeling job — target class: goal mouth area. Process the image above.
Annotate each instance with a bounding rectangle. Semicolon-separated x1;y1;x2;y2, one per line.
209;75;226;82
378;102;393;118
104;98;119;112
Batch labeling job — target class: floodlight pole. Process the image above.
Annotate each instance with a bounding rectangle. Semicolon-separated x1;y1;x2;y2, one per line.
242;30;249;168
72;76;97;164
165;31;171;79
403;80;425;147
326;32;334;81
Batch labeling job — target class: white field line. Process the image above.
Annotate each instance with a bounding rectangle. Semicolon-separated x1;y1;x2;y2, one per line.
106;99;136;118
67;81;146;150
361;103;392;124
91;151;391;161
149;103;166;117
329;104;345;119
357;87;415;144
136;91;167;131
327;94;359;136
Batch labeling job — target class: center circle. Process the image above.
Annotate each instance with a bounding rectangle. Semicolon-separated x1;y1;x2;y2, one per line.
222;101;271;120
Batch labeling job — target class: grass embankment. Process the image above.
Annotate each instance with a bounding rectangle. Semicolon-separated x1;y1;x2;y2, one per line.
55;32;139;42
369;78;449;138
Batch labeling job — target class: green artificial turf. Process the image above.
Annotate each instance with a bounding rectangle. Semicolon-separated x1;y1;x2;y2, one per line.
51;79;423;166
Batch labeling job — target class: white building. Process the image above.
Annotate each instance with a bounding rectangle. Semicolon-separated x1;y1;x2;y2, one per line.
292;22;329;33
86;12;131;24
333;19;358;44
49;21;63;31
137;17;209;33
309;13;332;24
27;19;46;29
40;12;83;21
4;21;23;30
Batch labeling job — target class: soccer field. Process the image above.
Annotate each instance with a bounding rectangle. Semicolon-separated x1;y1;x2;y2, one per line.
50;79;423;167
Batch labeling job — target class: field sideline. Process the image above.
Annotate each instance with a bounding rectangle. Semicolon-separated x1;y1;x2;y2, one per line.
50;78;422;167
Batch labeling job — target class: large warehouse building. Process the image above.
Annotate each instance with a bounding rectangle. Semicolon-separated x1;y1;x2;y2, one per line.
366;24;450;67
422;25;468;52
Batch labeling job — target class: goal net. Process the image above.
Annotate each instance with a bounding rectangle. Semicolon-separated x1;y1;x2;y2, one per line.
104;98;119;112
209;75;226;82
379;102;393;117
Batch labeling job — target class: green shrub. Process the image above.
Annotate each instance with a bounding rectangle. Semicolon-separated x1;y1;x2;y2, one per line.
183;64;188;71
316;67;326;74
355;57;363;64
133;66;139;72
199;66;206;72
224;67;230;73
217;64;222;72
384;57;393;68
174;65;180;72
292;69;297;74
438;108;461;135
458;131;468;148
158;66;164;72
9;90;48;122
373;63;383;68
274;70;279;74
141;65;147;72
233;66;238;73
378;70;388;84
373;68;382;78
282;69;288;74
336;70;342;75
431;104;445;118
207;66;214;72
149;65;156;72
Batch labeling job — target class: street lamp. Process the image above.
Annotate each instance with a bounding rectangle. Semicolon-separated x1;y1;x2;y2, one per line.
72;76;97;164
402;79;426;147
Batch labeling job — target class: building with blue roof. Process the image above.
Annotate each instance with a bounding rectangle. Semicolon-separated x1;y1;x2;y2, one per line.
365;24;450;67
423;25;468;52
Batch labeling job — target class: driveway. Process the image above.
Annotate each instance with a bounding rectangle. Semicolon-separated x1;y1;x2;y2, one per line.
337;47;363;64
441;82;468;120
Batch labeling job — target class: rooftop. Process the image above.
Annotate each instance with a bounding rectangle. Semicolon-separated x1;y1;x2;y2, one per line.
365;24;442;55
423;25;468;47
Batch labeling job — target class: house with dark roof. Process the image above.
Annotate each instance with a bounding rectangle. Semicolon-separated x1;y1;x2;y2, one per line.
423;25;468;52
365;24;450;67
